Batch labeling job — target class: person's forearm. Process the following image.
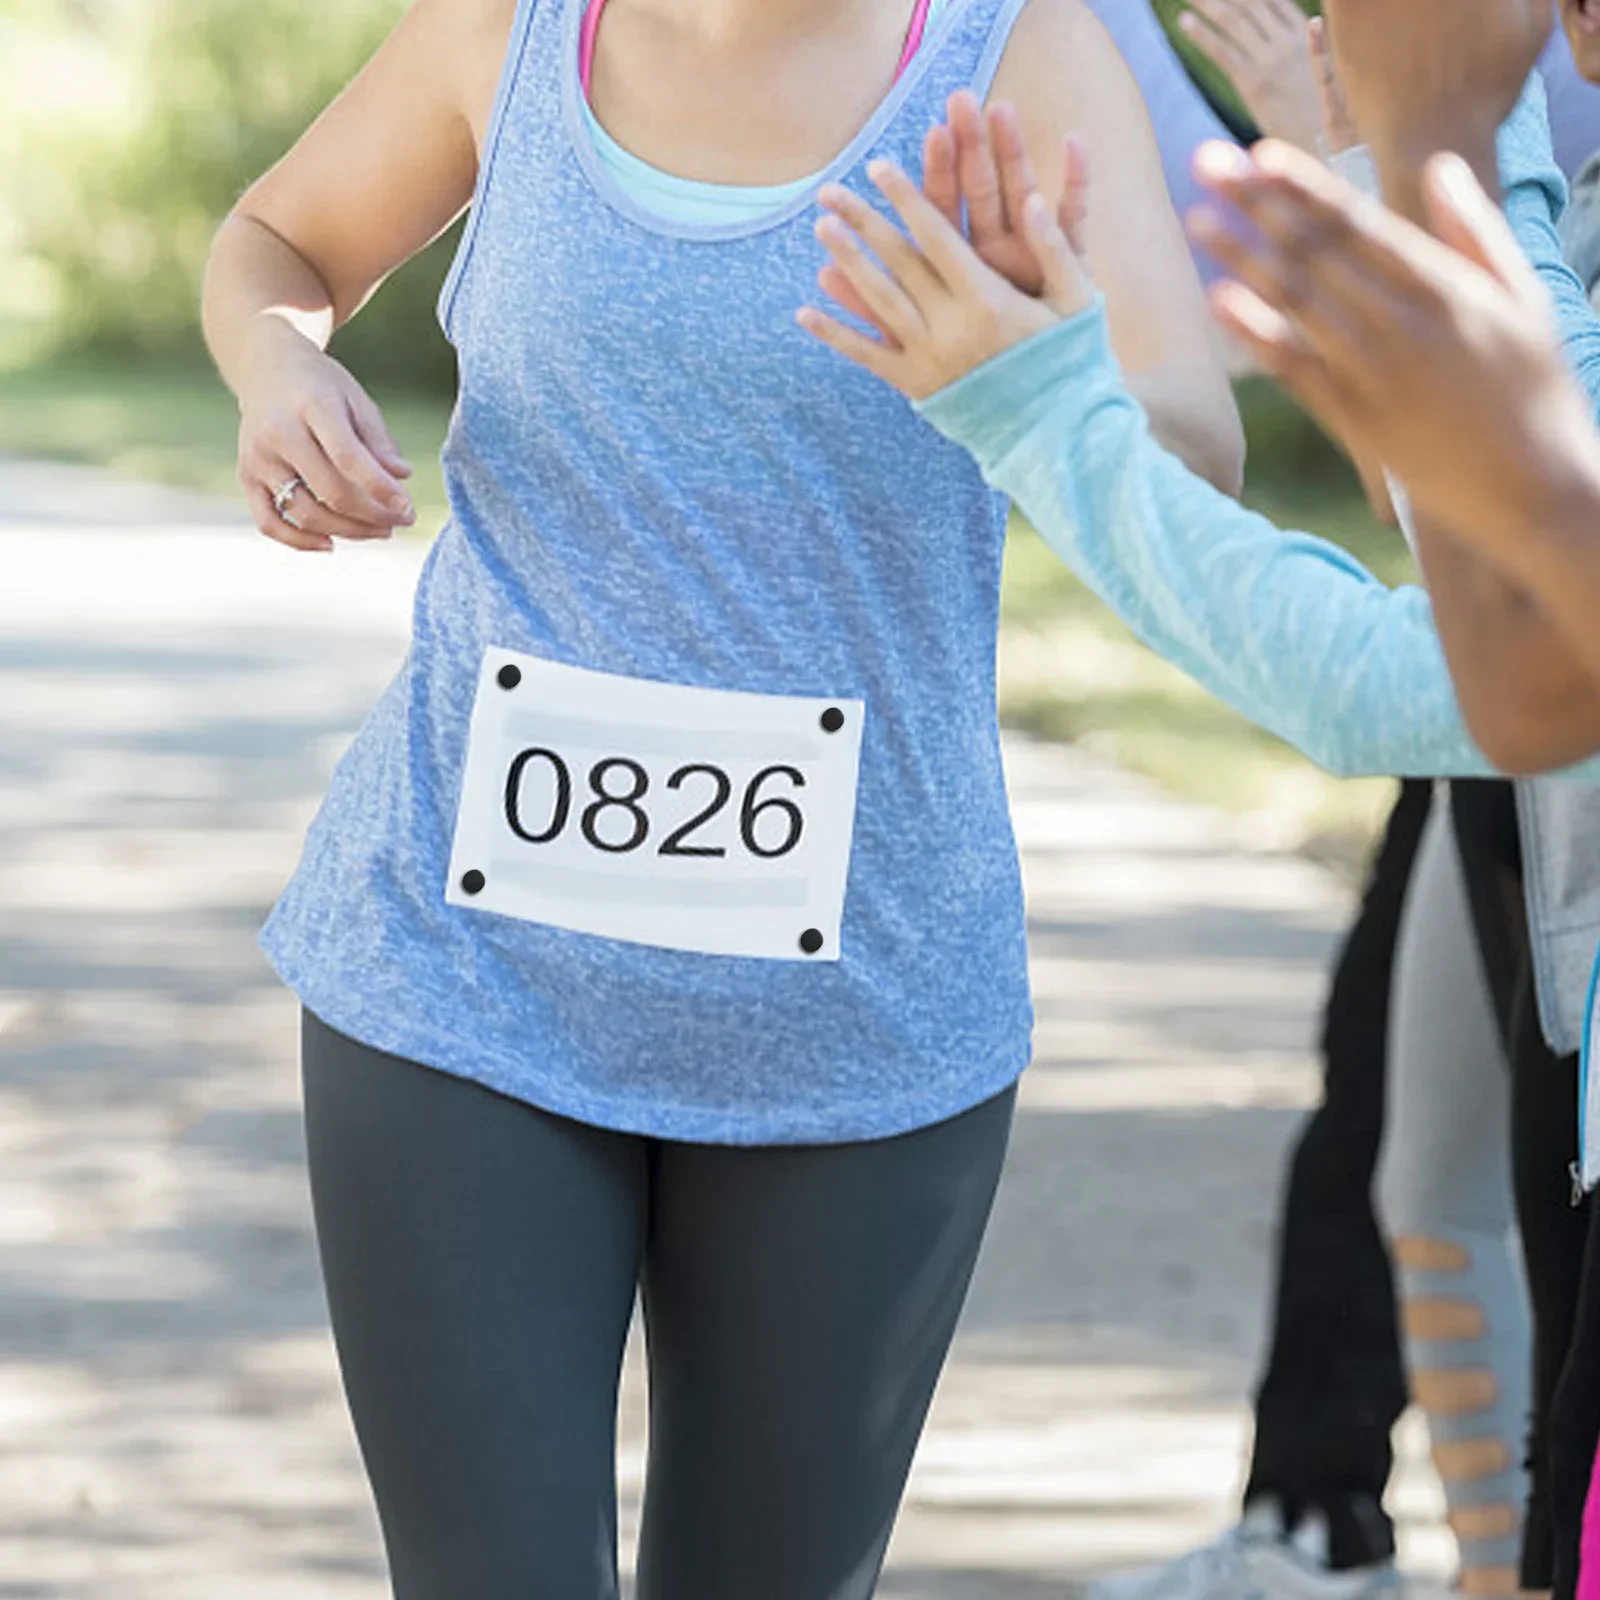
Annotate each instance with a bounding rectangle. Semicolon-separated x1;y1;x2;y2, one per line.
201;212;339;402
1408;510;1600;770
1499;446;1600;688
1371;122;1503;222
1126;364;1246;497
1368;90;1600;768
917;302;1600;778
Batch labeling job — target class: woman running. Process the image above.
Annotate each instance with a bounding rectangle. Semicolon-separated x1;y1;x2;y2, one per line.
199;0;1240;1592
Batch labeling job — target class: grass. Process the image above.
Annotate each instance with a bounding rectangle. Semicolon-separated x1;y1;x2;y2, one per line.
0;354;455;529
0;354;1407;878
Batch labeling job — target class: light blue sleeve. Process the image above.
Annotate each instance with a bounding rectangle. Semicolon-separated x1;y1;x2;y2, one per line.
916;77;1600;781
1499;76;1600;411
919;303;1497;777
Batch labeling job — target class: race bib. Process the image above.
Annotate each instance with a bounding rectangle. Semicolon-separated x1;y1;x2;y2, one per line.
445;649;865;960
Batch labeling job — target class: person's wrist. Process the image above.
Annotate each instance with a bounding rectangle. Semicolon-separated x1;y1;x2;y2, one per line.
1368;120;1501;222
1249;95;1326;158
239;309;327;391
1517;433;1600;590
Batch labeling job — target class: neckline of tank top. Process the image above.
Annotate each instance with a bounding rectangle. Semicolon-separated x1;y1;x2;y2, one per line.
579;0;936;100
559;0;998;243
577;0;947;223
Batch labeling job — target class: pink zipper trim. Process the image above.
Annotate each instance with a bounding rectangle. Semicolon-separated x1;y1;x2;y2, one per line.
580;0;936;98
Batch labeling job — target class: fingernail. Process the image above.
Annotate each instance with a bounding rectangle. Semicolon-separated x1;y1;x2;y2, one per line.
1432;153;1479;205
1193;141;1252;182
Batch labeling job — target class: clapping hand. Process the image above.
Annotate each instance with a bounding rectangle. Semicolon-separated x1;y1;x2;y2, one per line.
798;104;1094;402
1178;0;1327;154
1189;137;1592;560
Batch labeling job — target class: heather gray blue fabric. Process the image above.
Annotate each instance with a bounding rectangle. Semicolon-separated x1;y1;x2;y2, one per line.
300;1008;1016;1600
262;0;1038;1144
917;76;1600;783
1516;782;1600;1059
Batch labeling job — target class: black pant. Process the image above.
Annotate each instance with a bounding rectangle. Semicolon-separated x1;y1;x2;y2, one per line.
1242;778;1430;1570
1513;964;1590;1594
1549;1192;1600;1600
1452;778;1597;1597
301;1010;1015;1600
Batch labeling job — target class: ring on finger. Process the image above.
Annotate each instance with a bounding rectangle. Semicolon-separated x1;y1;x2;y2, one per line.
271;474;307;526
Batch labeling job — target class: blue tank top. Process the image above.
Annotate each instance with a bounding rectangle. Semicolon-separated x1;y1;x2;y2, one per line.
261;0;1036;1144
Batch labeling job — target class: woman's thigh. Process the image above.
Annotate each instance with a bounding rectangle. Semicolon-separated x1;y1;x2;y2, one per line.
635;1083;1017;1600
301;1010;646;1600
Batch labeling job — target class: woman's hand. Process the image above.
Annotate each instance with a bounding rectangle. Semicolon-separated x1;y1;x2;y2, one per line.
797;157;1093;401
1177;0;1327;155
236;317;416;553
923;92;1090;295
1321;0;1550;214
818;95;1087;333
1188;137;1598;559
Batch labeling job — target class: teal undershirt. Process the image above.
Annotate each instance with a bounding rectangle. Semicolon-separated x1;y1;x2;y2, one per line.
581;0;951;225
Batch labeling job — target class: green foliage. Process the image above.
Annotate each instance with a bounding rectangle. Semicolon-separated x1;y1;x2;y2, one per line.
9;0;459;391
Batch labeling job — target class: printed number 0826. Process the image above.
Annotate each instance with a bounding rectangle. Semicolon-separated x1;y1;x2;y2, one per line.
504;748;805;860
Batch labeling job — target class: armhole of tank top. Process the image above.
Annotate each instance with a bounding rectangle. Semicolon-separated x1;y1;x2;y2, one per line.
968;0;1039;104
437;0;544;344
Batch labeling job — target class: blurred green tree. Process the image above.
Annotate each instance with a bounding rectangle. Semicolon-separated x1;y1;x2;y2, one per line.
5;0;1323;402
12;0;459;390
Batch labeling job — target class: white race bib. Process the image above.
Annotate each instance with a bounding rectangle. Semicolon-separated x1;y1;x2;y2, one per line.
446;649;865;960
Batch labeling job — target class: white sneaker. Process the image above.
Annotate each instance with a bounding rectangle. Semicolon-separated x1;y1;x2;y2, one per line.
1089;1501;1399;1600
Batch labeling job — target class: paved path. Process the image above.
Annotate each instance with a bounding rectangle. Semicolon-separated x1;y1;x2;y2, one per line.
0;457;1447;1597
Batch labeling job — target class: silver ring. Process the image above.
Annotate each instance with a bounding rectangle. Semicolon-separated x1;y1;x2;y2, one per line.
271;474;306;521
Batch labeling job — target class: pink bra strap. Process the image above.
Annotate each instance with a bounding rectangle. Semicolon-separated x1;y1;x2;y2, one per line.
895;0;935;80
580;0;935;100
579;0;605;97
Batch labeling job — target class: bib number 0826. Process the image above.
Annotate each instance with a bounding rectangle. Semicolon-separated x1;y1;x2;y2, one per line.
505;749;805;861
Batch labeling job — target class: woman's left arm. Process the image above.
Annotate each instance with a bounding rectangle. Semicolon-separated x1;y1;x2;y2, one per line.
991;0;1246;495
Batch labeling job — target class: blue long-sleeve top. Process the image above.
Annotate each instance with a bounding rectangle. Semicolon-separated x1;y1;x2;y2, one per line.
918;76;1600;779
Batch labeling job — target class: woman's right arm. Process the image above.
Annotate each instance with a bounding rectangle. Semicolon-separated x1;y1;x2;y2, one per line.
202;0;510;549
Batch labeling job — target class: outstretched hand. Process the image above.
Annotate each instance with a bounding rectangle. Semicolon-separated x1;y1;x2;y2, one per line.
1320;0;1550;209
1188;137;1596;561
798;135;1094;401
924;91;1090;292
1177;0;1327;155
814;92;1090;340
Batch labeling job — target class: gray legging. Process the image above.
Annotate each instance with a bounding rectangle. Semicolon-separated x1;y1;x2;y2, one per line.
300;1009;1015;1600
1380;793;1529;1586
